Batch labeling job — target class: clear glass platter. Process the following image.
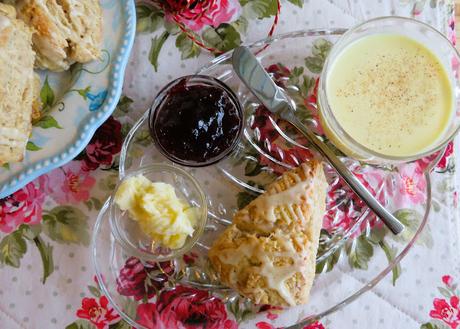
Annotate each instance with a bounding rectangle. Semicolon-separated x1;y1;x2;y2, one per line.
92;29;447;328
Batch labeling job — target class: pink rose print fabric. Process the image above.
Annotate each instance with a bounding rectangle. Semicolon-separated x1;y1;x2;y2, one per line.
136;285;238;329
392;162;427;208
76;296;120;329
430;298;460;329
46;161;96;204
0;176;47;233
437;142;454;170
166;0;241;32
421;275;460;329
116;257;174;301
81;116;123;171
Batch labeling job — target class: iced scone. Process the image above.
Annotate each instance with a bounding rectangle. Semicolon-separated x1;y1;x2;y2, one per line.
209;161;327;307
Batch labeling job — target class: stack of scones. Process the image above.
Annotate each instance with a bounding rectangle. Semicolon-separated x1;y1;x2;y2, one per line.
0;0;102;164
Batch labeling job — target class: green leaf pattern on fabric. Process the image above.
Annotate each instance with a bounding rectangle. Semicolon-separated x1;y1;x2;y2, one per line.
288;0;304;7
176;33;202;59
0;230;27;268
33;235;54;284
42;206;90;246
136;4;164;33
88;285;102;298
202;24;242;53
149;31;170;72
240;0;279;18
392;209;433;248
114;95;134;117
420;323;442;329
65;320;95;329
305;39;333;73
346;235;374;270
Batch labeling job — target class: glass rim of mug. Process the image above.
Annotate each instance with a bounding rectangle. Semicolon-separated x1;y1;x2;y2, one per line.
318;16;460;163
148;74;244;167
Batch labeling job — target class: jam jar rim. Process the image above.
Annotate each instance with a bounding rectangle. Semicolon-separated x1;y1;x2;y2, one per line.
148;74;244;167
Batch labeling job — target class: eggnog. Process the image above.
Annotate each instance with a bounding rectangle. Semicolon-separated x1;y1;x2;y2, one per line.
324;34;453;157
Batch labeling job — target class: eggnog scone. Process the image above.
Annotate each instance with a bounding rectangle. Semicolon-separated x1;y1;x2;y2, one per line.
209;161;327;307
233;161;327;235
15;0;102;71
0;3;37;163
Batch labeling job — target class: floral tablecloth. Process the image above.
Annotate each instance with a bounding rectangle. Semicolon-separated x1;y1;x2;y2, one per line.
0;1;459;329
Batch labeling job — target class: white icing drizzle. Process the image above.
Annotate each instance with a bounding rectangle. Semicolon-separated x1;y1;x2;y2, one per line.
0;139;26;148
259;233;307;306
251;177;313;224
0;128;28;141
0;15;11;32
219;239;253;266
218;230;308;306
0;128;28;148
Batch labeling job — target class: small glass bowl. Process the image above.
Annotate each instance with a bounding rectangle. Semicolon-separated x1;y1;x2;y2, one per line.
318;16;460;163
109;164;207;262
148;75;244;167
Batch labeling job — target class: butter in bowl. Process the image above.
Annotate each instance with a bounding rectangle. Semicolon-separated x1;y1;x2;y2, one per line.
109;164;207;262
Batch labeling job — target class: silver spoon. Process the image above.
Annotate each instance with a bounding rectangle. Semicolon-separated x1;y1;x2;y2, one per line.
232;46;404;235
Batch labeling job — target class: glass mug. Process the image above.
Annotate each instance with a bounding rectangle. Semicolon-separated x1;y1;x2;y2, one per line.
318;16;460;163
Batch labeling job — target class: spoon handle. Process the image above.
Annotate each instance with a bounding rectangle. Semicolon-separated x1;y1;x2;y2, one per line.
285;112;405;235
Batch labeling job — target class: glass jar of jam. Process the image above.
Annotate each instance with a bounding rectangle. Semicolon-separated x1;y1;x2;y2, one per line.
149;75;243;167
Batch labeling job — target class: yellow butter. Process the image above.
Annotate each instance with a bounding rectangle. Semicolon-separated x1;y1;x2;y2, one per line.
114;175;196;249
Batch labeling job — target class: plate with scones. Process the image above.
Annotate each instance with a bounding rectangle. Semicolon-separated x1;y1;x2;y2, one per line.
91;30;436;328
0;0;135;198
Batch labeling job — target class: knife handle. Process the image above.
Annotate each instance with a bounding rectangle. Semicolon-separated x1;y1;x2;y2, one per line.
287;113;405;235
232;46;404;235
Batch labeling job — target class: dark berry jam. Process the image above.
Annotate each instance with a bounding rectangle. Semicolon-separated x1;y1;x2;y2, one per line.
150;76;243;167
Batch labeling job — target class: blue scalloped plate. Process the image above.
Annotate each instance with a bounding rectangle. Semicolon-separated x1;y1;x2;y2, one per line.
0;0;136;198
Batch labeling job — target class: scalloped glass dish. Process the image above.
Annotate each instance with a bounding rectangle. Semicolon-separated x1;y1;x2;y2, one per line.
92;29;452;328
0;0;136;198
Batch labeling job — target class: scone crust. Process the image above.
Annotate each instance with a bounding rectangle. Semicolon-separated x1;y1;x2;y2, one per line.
209;161;328;307
0;4;36;164
15;0;102;71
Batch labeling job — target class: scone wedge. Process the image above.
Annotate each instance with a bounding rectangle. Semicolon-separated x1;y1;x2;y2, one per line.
0;3;37;164
209;161;327;307
15;0;102;71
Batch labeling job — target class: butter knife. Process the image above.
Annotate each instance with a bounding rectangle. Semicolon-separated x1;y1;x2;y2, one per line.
232;46;404;235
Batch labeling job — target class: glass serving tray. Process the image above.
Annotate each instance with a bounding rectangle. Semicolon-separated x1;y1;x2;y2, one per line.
92;29;444;328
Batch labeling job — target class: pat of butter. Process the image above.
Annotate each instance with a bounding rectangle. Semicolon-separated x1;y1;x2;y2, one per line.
114;175;196;249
